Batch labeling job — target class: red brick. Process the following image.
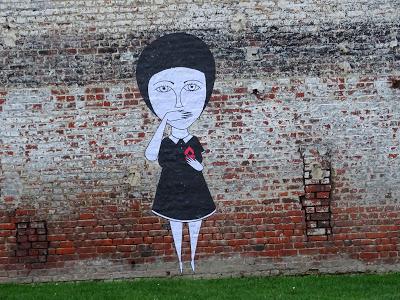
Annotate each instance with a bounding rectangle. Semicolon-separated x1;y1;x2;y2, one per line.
316;192;330;199
47;234;67;241
0;223;15;230
59;241;74;248
76;247;96;254
56;248;76;255
94;239;113;246
117;245;135;252
79;213;95;220
97;246;116;253
281;249;298;256
15;209;36;216
365;232;387;239
112;238;125;246
138;217;159;224
305;185;331;193
78;220;97;227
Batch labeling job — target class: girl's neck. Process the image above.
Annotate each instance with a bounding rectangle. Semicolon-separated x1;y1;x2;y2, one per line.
171;127;189;139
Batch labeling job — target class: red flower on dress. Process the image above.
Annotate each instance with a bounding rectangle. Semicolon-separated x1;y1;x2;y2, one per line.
184;146;195;160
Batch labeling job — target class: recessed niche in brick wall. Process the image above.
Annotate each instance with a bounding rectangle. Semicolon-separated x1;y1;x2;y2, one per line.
15;221;49;263
299;146;332;240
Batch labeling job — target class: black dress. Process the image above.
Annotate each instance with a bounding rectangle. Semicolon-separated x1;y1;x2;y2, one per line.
152;136;216;221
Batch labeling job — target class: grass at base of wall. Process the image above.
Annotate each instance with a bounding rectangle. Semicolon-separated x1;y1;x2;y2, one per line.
1;273;399;300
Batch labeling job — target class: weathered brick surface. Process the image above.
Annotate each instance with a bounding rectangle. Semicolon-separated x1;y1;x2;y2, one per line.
0;1;400;282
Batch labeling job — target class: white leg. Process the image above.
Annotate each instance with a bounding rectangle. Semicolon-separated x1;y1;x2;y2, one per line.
188;220;202;272
170;220;183;273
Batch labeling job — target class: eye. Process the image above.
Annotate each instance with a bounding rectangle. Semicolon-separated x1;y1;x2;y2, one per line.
183;83;200;92
155;85;172;93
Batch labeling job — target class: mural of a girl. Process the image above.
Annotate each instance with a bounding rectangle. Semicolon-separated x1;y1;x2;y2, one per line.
136;33;217;273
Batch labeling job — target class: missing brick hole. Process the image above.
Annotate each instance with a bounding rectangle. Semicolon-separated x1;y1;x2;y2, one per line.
299;148;333;239
391;78;400;89
252;89;259;95
15;220;49;264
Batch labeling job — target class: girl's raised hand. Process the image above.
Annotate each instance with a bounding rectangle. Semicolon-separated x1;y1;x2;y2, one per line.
165;110;192;121
185;157;203;171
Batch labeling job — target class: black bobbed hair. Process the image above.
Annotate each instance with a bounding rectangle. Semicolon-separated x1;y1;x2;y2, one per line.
135;32;216;115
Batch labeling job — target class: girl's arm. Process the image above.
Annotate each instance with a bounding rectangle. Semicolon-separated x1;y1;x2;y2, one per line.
145;110;191;161
145;117;168;161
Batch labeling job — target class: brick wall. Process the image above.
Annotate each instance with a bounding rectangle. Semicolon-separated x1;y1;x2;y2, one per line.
0;1;399;282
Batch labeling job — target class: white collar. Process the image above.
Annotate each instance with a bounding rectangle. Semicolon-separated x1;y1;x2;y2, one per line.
169;134;193;144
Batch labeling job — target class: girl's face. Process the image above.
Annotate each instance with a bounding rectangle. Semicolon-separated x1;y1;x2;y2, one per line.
148;67;207;129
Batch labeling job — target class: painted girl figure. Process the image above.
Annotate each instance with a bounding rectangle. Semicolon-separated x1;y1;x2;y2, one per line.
136;33;216;273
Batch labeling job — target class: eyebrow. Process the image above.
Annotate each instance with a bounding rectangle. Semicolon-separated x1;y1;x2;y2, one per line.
184;80;203;84
153;80;174;86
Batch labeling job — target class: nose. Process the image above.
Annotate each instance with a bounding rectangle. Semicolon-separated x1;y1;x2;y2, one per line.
175;91;184;108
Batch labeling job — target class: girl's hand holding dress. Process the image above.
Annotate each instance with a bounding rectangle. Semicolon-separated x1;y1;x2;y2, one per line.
185;157;203;171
